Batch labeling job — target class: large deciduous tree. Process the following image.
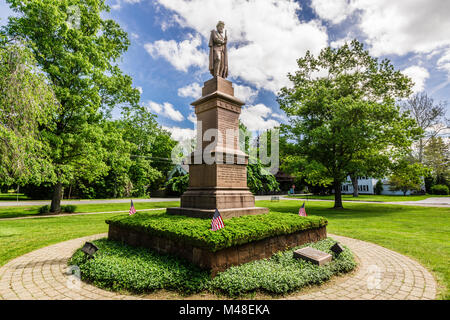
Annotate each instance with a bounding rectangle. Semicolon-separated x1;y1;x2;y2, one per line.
278;40;421;208
423;136;449;186
3;0;140;212
119;107;175;196
389;160;428;196
401;92;448;163
0;39;57;186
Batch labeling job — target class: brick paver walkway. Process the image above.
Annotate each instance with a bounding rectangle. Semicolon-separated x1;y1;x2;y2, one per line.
0;234;437;300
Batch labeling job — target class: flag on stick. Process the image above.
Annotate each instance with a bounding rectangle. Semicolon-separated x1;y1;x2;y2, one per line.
211;208;224;231
129;200;137;216
299;201;307;217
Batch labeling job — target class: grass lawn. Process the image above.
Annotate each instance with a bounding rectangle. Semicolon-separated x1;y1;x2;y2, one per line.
288;194;449;202
0;200;448;299
0;211;126;267
0;201;180;219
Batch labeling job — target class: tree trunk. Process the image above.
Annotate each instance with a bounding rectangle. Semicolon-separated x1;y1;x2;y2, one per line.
418;138;423;163
334;179;344;209
351;174;359;197
50;181;63;213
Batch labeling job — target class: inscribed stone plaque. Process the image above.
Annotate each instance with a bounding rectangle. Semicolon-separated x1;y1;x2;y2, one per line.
217;165;246;187
293;246;332;266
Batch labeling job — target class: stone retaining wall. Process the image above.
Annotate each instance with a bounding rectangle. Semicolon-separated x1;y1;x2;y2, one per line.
108;225;327;275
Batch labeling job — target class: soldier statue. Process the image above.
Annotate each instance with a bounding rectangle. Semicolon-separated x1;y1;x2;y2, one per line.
209;21;228;78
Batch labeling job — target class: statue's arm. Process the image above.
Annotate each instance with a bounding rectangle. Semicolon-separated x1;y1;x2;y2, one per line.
212;31;226;45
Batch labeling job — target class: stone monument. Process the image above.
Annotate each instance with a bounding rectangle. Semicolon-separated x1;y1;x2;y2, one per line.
167;21;269;219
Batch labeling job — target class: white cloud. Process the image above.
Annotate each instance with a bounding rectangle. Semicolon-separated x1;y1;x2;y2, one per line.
348;0;450;56
271;112;289;124
313;1;450;57
311;0;355;24
145;101;184;121
111;0;142;10
240;104;280;132
178;82;202;98
136;86;143;94
144;34;208;72
330;36;353;49
155;0;328;93
234;84;258;103
188;112;197;124
402;66;430;93
312;1;450;81
147;101;163;113
162;126;196;142
437;49;450;78
164;103;184;121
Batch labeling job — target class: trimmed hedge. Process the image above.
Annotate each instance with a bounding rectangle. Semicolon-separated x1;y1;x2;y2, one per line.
430;184;449;195
62;205;77;213
105;211;328;252
38;204;78;214
38;205;50;214
69;237;356;297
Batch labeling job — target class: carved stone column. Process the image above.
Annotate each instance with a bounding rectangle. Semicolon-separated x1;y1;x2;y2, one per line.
166;77;269;219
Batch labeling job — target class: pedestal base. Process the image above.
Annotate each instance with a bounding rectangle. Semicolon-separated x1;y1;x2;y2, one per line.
171;77;270;219
166;206;269;219
181;188;256;209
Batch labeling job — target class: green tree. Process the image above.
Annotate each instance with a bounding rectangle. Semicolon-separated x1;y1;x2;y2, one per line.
374;180;384;195
70;108;177;198
4;0;140;212
389;160;427;196
401;92;447;163
247;160;280;194
423;136;449;186
278;40;420;208
0;40;57;186
430;184;449;195
120;107;176;196
238;122;280;194
347;149;393;197
165;174;189;196
72;119;133;199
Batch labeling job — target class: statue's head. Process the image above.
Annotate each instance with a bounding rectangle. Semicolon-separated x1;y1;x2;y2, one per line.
216;21;225;33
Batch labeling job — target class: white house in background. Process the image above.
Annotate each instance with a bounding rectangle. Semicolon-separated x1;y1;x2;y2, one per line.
339;176;415;196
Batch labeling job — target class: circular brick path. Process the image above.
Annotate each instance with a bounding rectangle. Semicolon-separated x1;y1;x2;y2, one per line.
0;234;437;300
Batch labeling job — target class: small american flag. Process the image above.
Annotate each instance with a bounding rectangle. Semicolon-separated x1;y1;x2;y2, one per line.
211;208;224;231
129;200;137;216
299;201;307;217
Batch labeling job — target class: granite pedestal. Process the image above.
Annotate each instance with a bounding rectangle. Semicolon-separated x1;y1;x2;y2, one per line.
167;77;269;218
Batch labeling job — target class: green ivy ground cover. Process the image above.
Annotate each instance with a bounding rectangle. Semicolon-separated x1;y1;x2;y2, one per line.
105;211;328;252
69;237;355;297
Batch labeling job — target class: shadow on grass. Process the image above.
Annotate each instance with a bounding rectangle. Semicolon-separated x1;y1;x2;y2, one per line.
0;208;40;220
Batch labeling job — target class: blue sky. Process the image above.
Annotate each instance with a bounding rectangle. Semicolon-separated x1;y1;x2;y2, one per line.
1;0;449;141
